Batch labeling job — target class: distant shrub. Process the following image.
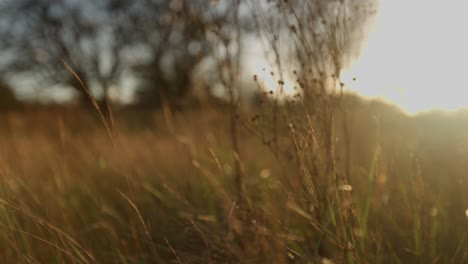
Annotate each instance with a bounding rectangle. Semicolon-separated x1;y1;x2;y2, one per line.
0;79;21;111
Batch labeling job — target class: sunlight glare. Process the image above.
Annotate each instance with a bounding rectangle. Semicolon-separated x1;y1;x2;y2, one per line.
342;0;468;114
252;62;298;99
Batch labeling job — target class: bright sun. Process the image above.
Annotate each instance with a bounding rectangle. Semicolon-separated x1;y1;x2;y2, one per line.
245;1;468;114
342;0;468;114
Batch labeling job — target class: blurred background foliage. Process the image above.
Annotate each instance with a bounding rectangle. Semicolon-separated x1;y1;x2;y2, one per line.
0;0;247;108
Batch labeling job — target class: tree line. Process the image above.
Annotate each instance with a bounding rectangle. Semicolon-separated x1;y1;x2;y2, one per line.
0;0;374;110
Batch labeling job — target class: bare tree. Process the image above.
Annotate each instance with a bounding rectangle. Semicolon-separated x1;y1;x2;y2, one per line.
0;0;225;108
131;0;232;108
0;1;123;105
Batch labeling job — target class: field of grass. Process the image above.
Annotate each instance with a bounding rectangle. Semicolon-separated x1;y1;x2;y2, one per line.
0;97;466;263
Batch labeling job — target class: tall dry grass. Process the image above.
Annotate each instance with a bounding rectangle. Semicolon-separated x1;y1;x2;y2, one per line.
0;100;466;263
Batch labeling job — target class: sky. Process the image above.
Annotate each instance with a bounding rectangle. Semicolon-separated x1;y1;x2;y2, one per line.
5;0;468;114
340;0;468;114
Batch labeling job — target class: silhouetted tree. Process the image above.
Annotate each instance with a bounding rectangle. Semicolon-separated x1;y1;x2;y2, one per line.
0;0;122;106
129;0;225;108
0;0;226;108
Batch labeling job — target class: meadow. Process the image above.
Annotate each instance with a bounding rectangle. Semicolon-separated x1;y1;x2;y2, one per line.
0;95;466;264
